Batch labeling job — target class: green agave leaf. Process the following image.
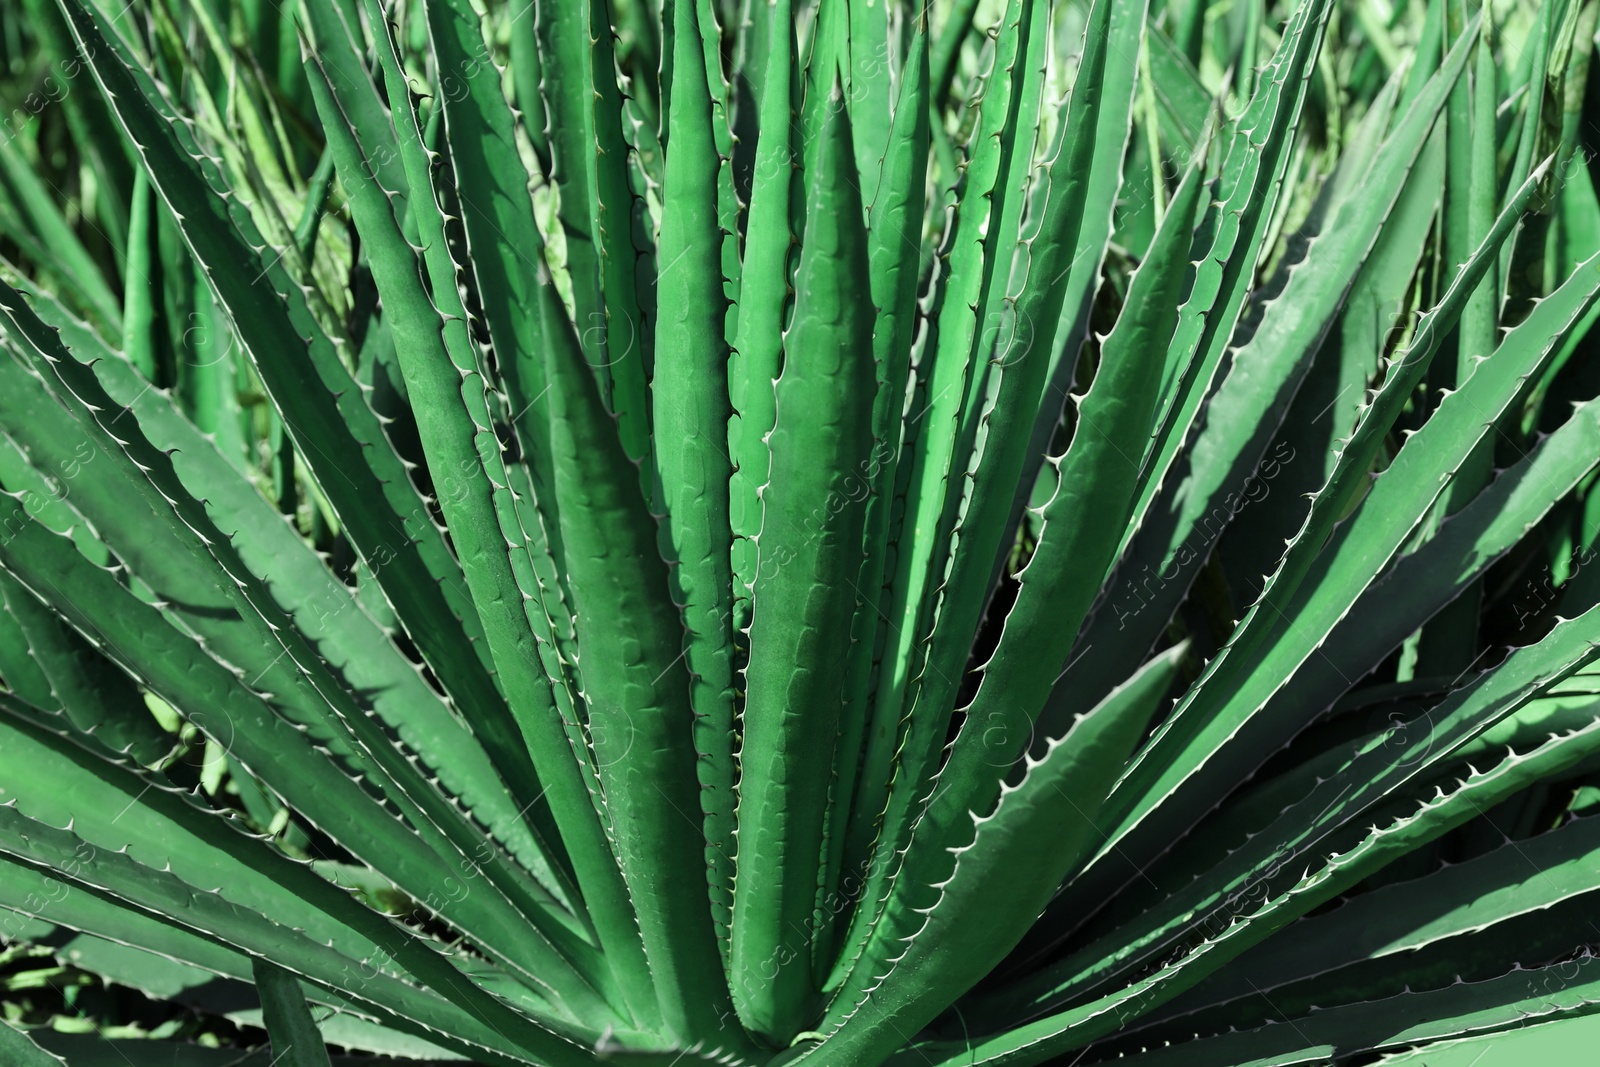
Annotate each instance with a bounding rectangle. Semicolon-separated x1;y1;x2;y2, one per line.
170;0;349;337
532;0;645;466
939;693;1600;1065
846;0;892;207
1116;0;1331;567
254;959;335;1067
32;1032;466;1067
652;0;738;975
533;0;602;343
118;169;156;379
0;702;575;1042
1499;0;1556;292
1075;127;1544;912
0;568;170;766
871;0;1027;745
1085;389;1600;939
1015;0;1151;519
0;570;55;707
0;852;268;997
930;0;983;108
829;21;931;973
985;598;1600;1034
918;137;1209;861
52;0;506;779
1022;961;1600;1067
7;1;1600;1064
1263;250;1600;696
16;0;135;252
0;351;332;770
3;269;578;921
873;0;1039;760
0;284;611;1013
0;505;599;1015
305;0;580;846
1050;0;1451;738
727;0;769;182
1141;808;1600;1028
0;1022;64;1067
727;0;796;635
1373;1012;1600;1067
28;1043;454;1067
540;141;742;1046
1460;12;1502;371
3;334;585;966
795;0;847;189
732;88;877;1046
507;0;550;173
238;1007;469;1064
294;0;409;221
1145;24;1210;151
805;646;1185;1067
1216;77;1439;600
0;800;563;1067
346;0;673;1031
1116;153;1569;839
423;0;569;589
690;0;741;333
1413;8;1504;673
843;0;1132;995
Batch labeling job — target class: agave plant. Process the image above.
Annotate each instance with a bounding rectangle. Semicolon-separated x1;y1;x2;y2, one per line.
3;0;1600;1062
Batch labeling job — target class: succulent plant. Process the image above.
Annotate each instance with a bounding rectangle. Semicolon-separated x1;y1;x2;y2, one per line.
3;0;1600;1064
